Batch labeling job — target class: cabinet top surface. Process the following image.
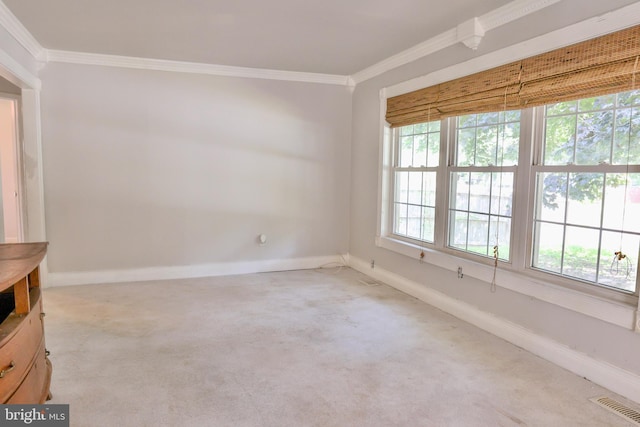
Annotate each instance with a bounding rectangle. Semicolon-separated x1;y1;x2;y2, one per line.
0;243;48;291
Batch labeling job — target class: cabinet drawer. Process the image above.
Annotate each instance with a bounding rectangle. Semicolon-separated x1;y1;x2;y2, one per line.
6;338;50;404
0;291;44;402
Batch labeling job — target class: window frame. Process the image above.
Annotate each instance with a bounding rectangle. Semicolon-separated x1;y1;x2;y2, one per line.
389;122;442;244
377;96;639;326
525;99;640;296
375;15;640;330
445;111;522;264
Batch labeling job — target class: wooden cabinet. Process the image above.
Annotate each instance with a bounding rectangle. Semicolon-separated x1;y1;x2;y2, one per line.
0;243;52;403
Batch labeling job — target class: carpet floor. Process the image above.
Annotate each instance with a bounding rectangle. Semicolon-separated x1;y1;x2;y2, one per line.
43;267;639;426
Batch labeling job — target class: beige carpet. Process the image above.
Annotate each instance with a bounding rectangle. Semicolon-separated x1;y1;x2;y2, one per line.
43;267;637;426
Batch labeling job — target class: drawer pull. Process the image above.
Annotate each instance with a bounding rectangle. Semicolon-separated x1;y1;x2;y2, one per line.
40;312;46;319
0;361;15;378
45;349;50;357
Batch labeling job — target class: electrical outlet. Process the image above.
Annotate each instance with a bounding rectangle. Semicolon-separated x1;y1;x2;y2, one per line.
370;259;375;269
457;267;464;279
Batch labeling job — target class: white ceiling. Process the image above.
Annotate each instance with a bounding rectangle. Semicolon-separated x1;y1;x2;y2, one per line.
2;0;517;75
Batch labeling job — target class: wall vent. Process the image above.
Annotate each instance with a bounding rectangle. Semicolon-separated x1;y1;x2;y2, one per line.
590;396;640;425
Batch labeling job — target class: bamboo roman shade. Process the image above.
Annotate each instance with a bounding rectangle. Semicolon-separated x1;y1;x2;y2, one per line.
386;25;640;127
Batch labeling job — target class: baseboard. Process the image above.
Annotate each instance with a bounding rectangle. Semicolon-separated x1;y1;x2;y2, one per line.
347;255;640;405
46;254;347;288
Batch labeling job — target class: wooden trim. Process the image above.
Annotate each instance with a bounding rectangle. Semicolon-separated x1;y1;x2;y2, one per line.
13;277;29;315
28;266;39;289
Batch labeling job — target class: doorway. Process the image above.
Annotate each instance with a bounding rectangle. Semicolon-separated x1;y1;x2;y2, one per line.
0;95;22;243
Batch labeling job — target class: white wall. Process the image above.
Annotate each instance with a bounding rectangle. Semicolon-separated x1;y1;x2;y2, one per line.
40;63;351;274
349;0;640;379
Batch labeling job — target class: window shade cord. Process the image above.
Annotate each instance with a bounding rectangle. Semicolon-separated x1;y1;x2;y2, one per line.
613;55;640;278
490;86;510;293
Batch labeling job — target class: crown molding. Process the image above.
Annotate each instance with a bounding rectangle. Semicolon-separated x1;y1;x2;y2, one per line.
384;1;640;98
45;50;352;86
0;48;40;89
481;0;561;31
0;1;45;61
0;0;635;90
351;30;458;85
350;0;561;85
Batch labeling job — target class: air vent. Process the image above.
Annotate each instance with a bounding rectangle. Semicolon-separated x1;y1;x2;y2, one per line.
590;396;640;425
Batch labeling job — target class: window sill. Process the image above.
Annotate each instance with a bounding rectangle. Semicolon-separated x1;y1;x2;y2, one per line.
376;235;638;330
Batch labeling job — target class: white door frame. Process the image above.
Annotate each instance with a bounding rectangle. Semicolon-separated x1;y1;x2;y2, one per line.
0;52;47;277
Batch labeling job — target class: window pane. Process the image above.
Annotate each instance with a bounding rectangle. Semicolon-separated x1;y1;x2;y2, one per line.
489;216;511;261
536;91;640;293
562;226;600;282
502;110;521;123
412;134;427;167
450;110;519;261
457;128;475;166
399;136;413;167
613;107;633;165
566;173;603;228
490;172;514;216
422;172;437;206
398;122;441;169
449;170;514;261
544;115;576;165
458;114;476;128
427;133;440;167
395;171;408;203
617;89;640;107
602;173;640;233
449;210;468;250
400;124;414;136
456;112;519;167
532;222;564;274
469;172;491;214
578;94;615;112
414;122;428;133
546;100;577;116
612;106;640;165
475;125;498;166
575;111;613;165
407;205;422;239
536;173;567;222
598;231;639;292
499;122;520;166
422;207;435;242
451;172;470;211
477;112;499;125
407;172;422;205
394;203;408;235
468;213;489;256
392;122;439;245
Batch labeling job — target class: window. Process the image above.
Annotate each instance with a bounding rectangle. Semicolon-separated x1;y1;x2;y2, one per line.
380;25;640;328
448;111;519;261
392;121;440;243
532;91;640;292
385;91;639;296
